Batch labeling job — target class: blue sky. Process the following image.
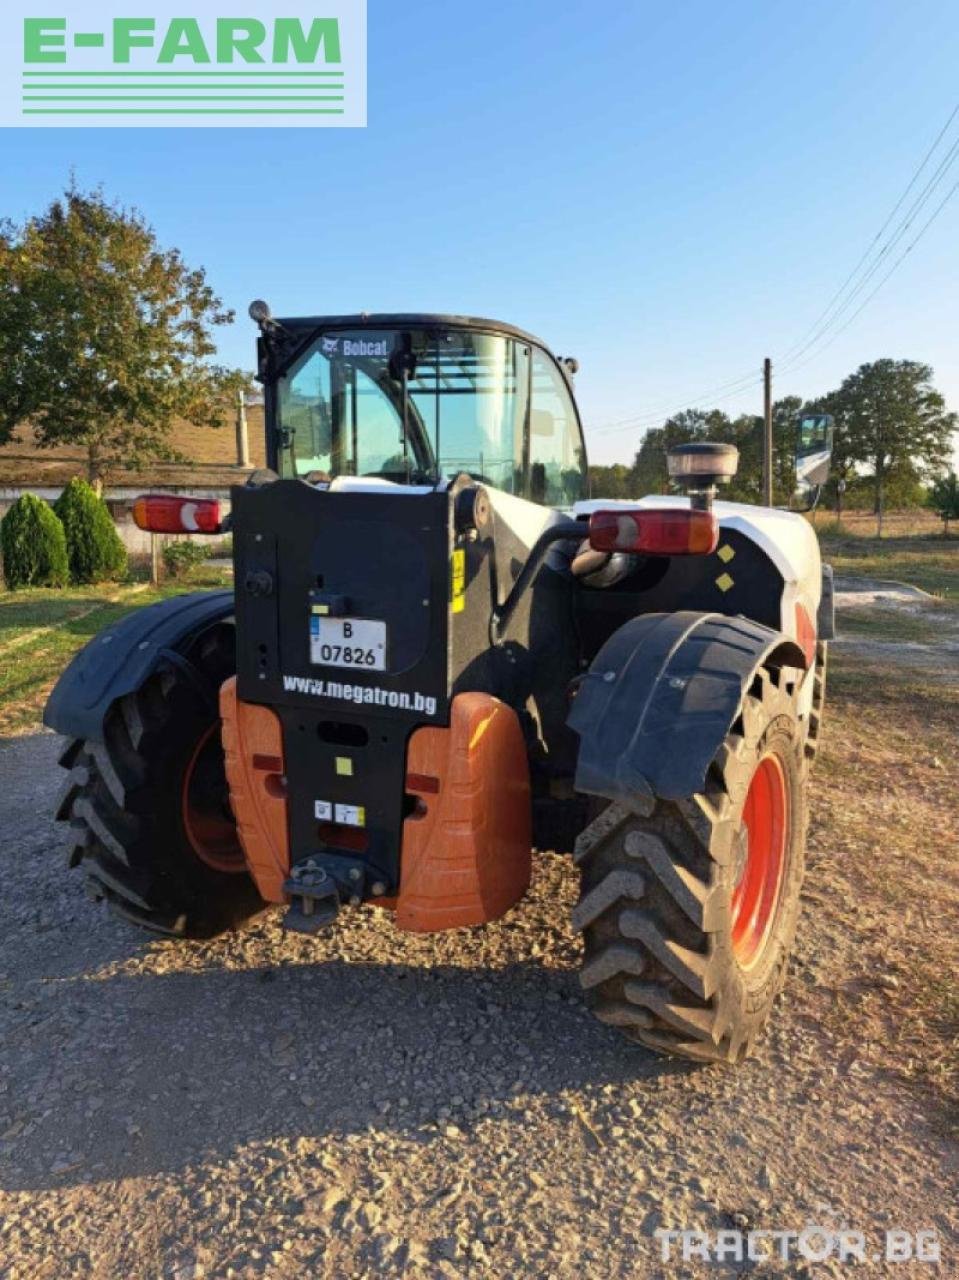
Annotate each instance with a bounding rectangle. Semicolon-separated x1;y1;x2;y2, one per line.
2;0;958;464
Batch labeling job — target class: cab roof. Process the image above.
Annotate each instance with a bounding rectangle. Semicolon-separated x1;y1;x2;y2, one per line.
273;312;550;351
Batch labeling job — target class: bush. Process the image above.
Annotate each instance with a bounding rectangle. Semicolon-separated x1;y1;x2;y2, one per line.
928;472;959;535
1;493;69;589
162;539;211;579
53;477;127;584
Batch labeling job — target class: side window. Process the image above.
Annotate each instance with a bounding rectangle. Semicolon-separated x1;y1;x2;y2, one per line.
528;351;586;505
349;367;407;475
280;350;333;473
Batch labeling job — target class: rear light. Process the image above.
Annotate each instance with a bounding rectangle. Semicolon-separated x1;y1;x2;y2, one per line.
588;507;719;556
132;495;222;534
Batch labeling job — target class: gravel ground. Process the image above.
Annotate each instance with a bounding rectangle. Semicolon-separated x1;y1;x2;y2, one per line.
1;643;957;1277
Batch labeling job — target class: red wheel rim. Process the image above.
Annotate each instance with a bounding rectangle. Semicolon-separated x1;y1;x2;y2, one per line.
732;753;787;968
181;724;246;873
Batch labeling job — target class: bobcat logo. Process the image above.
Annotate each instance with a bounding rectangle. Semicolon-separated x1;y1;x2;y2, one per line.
321;336;339;356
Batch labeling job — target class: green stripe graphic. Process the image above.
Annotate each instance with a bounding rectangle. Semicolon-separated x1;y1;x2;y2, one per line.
22;108;346;114
24;95;345;102
22;70;344;77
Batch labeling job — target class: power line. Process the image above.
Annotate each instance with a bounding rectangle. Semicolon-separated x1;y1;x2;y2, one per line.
779;134;959;373
590;374;763;436
782;170;959;377
780;99;959;362
588;98;959;442
590;368;760;433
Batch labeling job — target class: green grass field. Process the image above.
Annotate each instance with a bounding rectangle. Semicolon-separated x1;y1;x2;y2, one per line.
0;567;230;737
818;534;959;600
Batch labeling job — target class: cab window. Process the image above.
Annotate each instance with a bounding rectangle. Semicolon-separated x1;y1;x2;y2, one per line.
527;350;587;505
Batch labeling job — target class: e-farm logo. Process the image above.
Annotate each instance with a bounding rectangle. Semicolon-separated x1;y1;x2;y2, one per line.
1;1;366;127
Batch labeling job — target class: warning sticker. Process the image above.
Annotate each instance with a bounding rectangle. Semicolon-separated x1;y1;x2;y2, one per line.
314;799;366;827
334;804;366;828
451;548;466;614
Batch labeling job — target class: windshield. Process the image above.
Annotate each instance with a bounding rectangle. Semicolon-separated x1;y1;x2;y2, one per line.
276;327;587;503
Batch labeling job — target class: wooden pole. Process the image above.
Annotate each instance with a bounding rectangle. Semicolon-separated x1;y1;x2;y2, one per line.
762;357;773;506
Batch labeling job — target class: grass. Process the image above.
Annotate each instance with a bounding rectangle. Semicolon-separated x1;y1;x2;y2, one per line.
813;650;959;1126
0;567;231;737
813;509;959;600
837;605;950;644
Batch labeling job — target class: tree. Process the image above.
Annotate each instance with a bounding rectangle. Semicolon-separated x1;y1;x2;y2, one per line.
827;360;956;535
588;463;635;499
632;410;735;496
929;471;959;536
54;477;127;584
0;184;248;490
0;494;69;589
630;402;802;504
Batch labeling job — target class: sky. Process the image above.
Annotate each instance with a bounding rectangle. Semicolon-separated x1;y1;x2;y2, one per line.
1;0;958;466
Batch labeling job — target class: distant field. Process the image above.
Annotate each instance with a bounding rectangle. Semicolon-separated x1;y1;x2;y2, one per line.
809;507;943;538
814;529;957;599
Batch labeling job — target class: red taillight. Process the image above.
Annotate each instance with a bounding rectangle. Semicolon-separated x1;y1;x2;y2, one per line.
588;507;719;556
132;495;222;534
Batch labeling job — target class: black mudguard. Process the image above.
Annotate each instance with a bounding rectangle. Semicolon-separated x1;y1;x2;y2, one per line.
567;611;806;809
43;590;235;744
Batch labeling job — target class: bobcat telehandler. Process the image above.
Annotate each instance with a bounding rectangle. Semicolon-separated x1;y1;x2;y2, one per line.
45;310;834;1064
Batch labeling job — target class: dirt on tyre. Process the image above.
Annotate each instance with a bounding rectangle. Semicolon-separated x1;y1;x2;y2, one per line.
573;663;807;1064
56;623;264;938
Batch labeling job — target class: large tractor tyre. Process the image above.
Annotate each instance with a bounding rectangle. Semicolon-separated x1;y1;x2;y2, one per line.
56;624;263;938
573;665;806;1064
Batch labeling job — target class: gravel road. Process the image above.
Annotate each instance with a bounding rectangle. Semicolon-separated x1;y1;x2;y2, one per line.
1;684;957;1276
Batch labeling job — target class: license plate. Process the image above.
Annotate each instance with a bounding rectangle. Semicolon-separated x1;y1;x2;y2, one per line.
310;615;387;671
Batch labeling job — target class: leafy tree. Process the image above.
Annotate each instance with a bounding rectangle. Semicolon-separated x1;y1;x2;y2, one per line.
929;471;959;536
1;493;68;589
588;463;635;499
53;476;127;584
630;402;801;505
0;184;248;490
632;410;735;495
826;360;956;534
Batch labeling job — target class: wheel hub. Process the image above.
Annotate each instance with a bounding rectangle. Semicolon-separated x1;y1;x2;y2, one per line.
731;753;788;968
181;724;247;874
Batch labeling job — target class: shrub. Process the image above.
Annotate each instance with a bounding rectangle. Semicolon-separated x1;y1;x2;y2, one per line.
0;493;69;589
53;477;127;584
162;539;211;579
928;472;959;536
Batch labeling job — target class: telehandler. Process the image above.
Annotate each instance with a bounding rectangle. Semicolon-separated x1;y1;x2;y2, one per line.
46;309;834;1064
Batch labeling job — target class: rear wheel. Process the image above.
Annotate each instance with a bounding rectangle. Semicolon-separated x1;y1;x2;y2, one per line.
56;624;263;938
573;664;806;1063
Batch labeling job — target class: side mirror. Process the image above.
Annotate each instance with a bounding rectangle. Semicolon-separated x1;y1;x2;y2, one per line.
795;414;834;504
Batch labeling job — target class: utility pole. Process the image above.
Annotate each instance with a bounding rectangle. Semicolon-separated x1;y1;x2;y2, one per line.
762;357;773;506
236;387;251;468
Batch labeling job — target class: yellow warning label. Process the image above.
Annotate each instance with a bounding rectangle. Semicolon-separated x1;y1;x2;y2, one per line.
717;544;735;564
715;573;734;593
311;604;330;615
335;756;354;777
451;547;466;614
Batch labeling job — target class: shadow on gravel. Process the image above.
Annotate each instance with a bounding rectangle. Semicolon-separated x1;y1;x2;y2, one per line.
0;953;696;1193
